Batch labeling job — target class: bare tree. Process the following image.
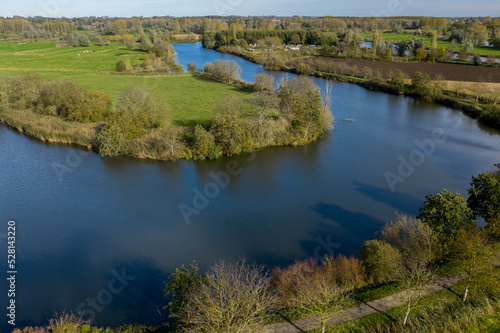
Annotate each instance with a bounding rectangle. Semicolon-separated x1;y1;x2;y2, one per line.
273;258;352;333
180;259;276;333
380;214;437;326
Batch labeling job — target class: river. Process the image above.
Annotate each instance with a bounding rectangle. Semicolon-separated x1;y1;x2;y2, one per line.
1;42;499;330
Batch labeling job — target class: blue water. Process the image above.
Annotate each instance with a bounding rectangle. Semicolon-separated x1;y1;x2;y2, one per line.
1;42;499;331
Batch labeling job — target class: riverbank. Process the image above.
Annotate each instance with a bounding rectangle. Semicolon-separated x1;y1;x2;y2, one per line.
0;71;333;161
211;47;500;129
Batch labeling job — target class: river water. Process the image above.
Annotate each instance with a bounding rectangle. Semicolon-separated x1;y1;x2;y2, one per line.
1;42;499;330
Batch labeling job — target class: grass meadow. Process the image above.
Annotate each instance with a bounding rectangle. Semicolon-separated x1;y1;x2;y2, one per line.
0;41;249;126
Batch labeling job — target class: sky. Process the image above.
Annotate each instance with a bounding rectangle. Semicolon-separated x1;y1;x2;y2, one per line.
2;0;500;18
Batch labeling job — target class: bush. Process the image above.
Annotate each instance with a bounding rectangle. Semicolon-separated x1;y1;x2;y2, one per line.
295;62;313;75
204;60;241;84
98;87;170;156
322;254;365;289
210;95;250;156
37;80;112;122
473;54;482;66
4;73;43;109
192;124;220;160
187;62;200;73
254;73;275;92
278;76;333;139
124;38;136;50
271;258;319;309
115;60;127;72
388;69;406;93
359;239;402;284
410;71;443;102
415;47;428;61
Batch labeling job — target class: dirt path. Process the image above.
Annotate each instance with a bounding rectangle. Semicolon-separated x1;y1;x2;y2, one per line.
257;275;461;333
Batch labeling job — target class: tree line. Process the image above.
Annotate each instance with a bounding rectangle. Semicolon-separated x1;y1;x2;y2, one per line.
162;165;500;332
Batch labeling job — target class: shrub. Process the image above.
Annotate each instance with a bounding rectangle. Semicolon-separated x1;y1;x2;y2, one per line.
6;73;43;109
415;47;428;61
115;60;127;72
295;62;312;75
210;95;250;155
98;87;170;156
187;62;200;73
37;80;112;122
271;258;318;309
204;60;241;84
254;73;275;92
322;254;365;289
473;54;482;66
410;71;442;102
192;124;220;160
388;69;406;93
359;239;402;284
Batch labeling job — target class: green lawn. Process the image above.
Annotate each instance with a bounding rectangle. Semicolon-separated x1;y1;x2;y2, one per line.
0;41;57;52
0;40;248;126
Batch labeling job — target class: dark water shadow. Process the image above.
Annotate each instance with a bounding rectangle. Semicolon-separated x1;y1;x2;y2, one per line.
352;182;422;215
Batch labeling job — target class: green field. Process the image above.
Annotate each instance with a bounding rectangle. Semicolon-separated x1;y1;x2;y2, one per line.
357;32;500;56
0;41;248;126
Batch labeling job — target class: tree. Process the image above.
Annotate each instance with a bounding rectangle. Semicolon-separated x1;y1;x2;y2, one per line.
277;76;333;139
289;268;351;333
372;31;379;57
410;71;442;102
415;47;428;61
388;69;406;92
124;37;135;50
115;60;127;72
449;229;498;302
472;54;482;66
164;262;202;326
187;62;200;73
450;38;458;52
98;87;170;157
192;124;219;160
479;105;500;130
431;31;438;49
254;73;275;92
111;19;127;35
203;60;241;84
140;37;153;52
179;259;276;333
380;214;437;326
210;96;249;156
359;239;402;284
418;190;476;251
461;37;474;53
272;257;354;333
468;164;500;235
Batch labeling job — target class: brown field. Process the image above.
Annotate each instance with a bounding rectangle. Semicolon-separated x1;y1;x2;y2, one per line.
290;57;500;83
